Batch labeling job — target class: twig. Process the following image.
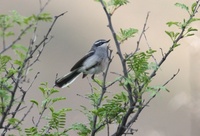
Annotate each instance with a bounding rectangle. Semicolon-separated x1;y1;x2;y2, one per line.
39;0;51;13
143;33;157;64
136;12;150;53
29;36;53;68
106;113;110;136
125;69;180;132
0;24;33;54
87;77;95;94
24;11;68;65
160;48;164;57
148;1;199;80
35;101;47;128
125;12;150;61
11;103;34;130
26;72;40;91
91;48;113;136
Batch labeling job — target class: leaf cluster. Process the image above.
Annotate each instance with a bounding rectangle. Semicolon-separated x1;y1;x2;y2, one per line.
0;8;66;136
117;28;138;43
126;49;156;84
165;2;200;46
25;83;71;136
0;11;52;38
95;0;129;15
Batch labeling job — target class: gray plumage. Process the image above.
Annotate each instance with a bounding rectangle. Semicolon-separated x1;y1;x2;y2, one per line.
55;39;110;88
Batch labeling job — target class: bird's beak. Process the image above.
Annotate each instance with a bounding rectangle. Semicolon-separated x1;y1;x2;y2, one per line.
106;39;110;43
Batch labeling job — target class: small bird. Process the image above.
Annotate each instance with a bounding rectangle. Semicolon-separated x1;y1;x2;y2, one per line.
55;39;111;88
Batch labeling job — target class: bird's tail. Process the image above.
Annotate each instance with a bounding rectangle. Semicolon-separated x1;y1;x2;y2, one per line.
55;70;80;88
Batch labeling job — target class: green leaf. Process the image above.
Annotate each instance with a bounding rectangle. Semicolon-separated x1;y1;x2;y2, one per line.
40;82;48;86
117;28;138;42
52;97;66;104
175;3;189;12
191;2;197;13
69;123;91;136
187;27;198;32
165;31;179;41
8;118;20;125
14;59;23;66
39;86;46;96
188;18;200;24
87;92;101;106
166;21;181;27
30;99;39;106
0;55;12;64
37;13;52;22
11;10;26;26
12;44;28;52
49;88;59;95
173;43;180;48
49;106;54;112
124;77;132;86
5;31;15;37
93;77;103;86
25;127;38;136
146;86;169;95
186;33;195;37
110;0;129;6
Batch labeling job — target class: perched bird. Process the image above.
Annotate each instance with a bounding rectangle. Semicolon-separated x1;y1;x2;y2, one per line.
55;39;111;88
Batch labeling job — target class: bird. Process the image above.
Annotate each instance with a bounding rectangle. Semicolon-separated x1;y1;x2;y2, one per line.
55;39;111;88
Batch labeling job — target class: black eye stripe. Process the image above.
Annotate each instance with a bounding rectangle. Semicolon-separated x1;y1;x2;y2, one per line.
93;39;110;47
95;41;105;45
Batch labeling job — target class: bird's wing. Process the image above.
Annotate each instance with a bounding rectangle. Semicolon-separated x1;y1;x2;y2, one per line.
70;50;95;71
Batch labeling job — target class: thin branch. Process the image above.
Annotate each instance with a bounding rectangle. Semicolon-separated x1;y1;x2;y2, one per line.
0;24;33;54
29;36;53;68
160;48;164;58
106;113;110;136
125;69;180;131
143;33;157;64
10;103;34;130
24;11;68;64
125;12;150;61
99;1;135;135
2;23;6;50
91;49;113;136
136;12;150;52
26;72;40;91
35;102;47;128
148;2;199;80
39;0;52;13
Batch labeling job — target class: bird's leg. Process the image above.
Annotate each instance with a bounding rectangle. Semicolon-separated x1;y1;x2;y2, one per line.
91;74;95;80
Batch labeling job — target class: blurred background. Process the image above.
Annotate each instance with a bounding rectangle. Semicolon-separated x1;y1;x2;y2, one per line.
1;0;200;136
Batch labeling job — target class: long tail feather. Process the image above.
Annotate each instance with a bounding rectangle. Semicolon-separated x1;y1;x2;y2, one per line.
55;70;80;88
